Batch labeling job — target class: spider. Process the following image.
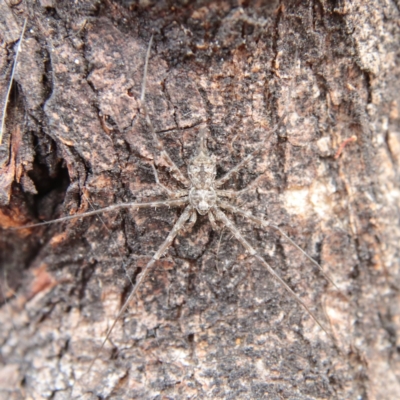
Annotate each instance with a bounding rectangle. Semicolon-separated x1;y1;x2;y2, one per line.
11;35;340;394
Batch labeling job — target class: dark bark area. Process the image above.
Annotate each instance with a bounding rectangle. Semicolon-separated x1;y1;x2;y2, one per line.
1;0;400;399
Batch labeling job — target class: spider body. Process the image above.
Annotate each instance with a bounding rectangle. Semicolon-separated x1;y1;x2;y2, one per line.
10;36;343;397
183;133;218;216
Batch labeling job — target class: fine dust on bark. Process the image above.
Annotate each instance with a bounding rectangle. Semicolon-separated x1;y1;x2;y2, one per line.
0;1;400;399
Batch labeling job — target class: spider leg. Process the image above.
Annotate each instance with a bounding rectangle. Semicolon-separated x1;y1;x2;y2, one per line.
216;173;266;199
139;35;190;188
183;209;197;231
211;206;331;336
70;205;193;397
150;163;188;198
218;200;344;295
10;198;188;230
83;194;136;288
208;210;219;231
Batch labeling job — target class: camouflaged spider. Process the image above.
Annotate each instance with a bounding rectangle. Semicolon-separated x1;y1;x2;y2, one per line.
13;36;340;393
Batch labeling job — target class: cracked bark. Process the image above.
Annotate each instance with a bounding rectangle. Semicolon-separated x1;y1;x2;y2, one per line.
1;1;400;399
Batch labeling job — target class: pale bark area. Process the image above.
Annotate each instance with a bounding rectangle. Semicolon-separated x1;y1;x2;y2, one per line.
0;0;400;399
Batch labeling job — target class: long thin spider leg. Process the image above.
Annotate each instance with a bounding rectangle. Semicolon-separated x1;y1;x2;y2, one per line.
70;205;193;398
214;228;225;273
218;200;344;294
150;163;188;198
183;209;197;231
208;209;219;231
216;173;266;199
269;225;344;293
9;198;188;230
139;35;190;188
215;113;287;188
211;206;330;336
0;18;28;144
83;194;135;288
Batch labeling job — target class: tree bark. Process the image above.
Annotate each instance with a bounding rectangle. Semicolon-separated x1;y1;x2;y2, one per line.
1;1;400;399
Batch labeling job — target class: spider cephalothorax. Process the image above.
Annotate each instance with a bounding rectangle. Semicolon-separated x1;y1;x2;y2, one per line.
188;135;217;215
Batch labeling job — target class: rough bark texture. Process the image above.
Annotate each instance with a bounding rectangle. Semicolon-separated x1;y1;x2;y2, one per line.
1;0;400;399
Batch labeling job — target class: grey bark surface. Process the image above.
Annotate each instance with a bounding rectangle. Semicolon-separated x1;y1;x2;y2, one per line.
1;0;400;399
